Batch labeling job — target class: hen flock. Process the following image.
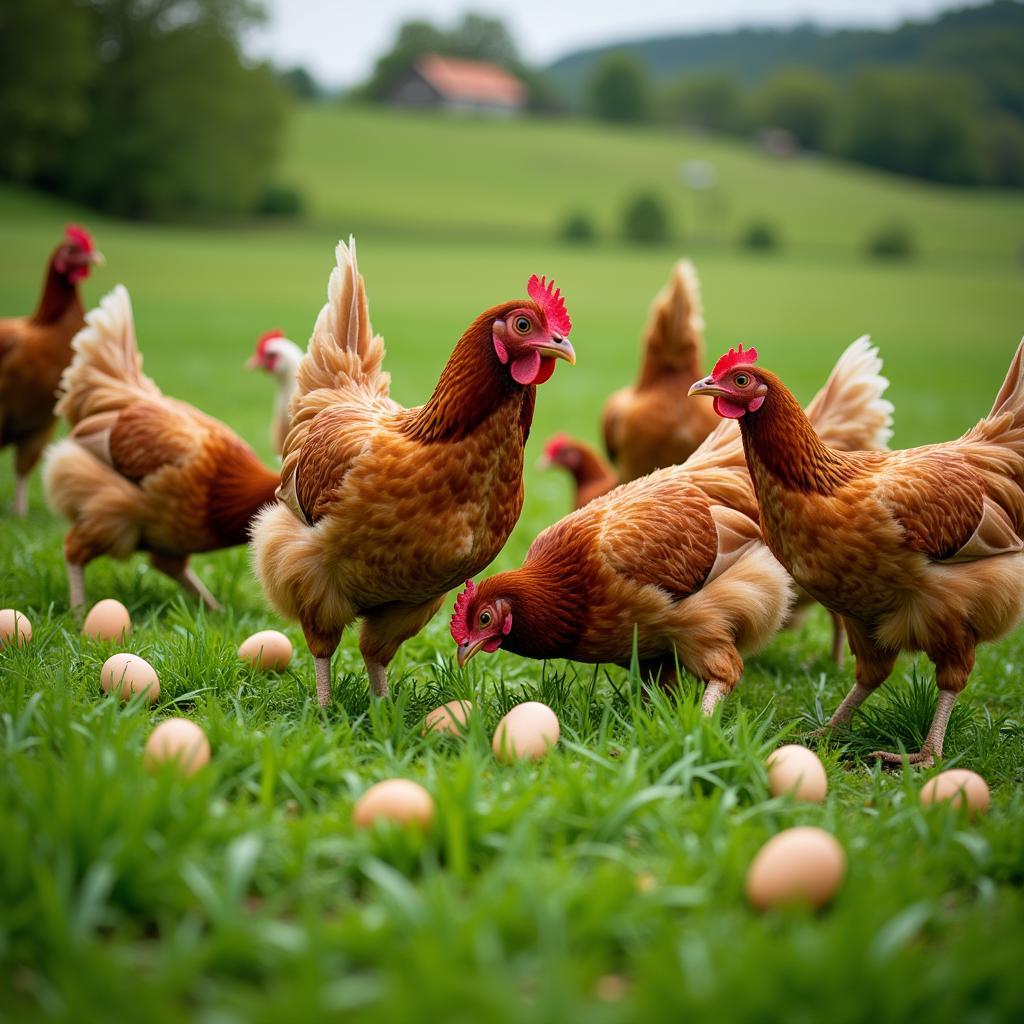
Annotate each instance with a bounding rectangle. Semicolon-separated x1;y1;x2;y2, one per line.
4;224;1024;767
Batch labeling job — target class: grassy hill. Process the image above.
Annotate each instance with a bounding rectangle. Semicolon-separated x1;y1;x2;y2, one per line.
2;102;1024;1022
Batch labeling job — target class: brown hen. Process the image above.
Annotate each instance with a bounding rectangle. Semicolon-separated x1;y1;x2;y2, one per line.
251;239;576;705
0;226;103;516
692;339;1024;764
44;285;279;609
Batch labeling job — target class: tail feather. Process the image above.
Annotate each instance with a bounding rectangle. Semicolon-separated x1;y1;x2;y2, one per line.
55;285;161;426
804;335;893;452
282;238;391;457
637;260;705;384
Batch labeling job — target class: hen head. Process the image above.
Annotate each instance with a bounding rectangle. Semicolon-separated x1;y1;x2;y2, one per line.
491;275;575;387
247;330;301;378
537;433;579;470
451;579;514;667
688;344;766;419
53;224;103;284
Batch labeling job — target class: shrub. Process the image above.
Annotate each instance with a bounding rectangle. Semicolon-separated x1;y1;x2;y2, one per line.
866;222;916;260
623;192;671;245
587;52;652;123
741;220;782;252
257;184;306;218
560;211;597;244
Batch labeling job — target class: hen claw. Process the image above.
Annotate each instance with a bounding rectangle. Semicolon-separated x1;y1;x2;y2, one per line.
868;748;935;769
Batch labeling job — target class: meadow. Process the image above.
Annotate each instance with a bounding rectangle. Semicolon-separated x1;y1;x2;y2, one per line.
1;103;1024;1022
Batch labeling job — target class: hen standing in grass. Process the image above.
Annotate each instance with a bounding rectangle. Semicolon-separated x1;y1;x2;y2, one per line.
453;338;892;712
691;341;1024;763
0;225;103;516
251;239;576;706
45;286;280;609
247;329;303;456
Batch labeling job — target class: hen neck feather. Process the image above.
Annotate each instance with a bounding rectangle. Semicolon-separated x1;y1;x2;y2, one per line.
571;446;615;487
495;550;589;660
637;352;700;391
34;259;82;326
740;373;855;495
406;304;533;443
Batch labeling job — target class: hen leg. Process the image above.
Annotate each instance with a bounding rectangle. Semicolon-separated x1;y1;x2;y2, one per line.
829;612;847;668
14;427;52;518
301;619;343;708
359;596;445;699
63;529;105;611
817;617;896;733
150;553;220;611
694;645;743;716
870;642;973;767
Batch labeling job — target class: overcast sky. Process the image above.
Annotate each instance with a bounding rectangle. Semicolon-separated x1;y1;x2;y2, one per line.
245;0;987;88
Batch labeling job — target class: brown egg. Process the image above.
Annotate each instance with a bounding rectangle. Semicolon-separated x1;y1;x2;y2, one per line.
424;699;474;735
492;701;560;763
920;768;990;818
100;653;160;703
144;718;210;776
0;608;32;647
746;826;846;911
237;629;292;671
82;599;132;641
767;744;828;802
352;779;435;829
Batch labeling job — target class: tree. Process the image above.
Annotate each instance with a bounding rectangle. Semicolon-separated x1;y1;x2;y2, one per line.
985;112;1024;187
587;53;651;123
0;0;96;183
661;73;745;135
62;0;285;219
279;66;320;100
753;69;837;150
830;69;989;186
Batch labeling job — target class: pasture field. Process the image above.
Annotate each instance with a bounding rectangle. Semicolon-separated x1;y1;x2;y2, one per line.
2;105;1024;1022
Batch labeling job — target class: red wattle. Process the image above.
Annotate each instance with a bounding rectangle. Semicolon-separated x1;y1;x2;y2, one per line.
511;350;541;385
713;396;748;419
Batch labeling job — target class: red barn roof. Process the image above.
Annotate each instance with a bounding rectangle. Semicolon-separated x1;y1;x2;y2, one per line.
415;54;526;108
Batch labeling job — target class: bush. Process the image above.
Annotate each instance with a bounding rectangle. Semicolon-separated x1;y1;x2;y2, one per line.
741;220;782;252
661;73;746;135
587;52;651;123
622;192;671;245
257;184;306;218
753;70;837;151
866;222;916;260
560;211;597;244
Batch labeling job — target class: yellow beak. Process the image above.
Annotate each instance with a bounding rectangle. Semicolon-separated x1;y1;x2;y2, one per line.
537;337;576;365
456;638;489;668
688;376;724;398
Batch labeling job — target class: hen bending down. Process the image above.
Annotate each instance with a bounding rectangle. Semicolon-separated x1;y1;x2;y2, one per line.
250;239;576;706
692;339;1024;764
452;338;892;713
44;286;280;609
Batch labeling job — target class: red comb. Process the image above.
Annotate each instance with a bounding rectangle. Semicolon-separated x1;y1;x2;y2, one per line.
712;344;758;378
450;580;476;645
527;274;571;337
257;329;285;355
65;224;94;252
543;434;569;459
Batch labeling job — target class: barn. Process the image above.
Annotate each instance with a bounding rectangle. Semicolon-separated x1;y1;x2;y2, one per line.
389;54;527;116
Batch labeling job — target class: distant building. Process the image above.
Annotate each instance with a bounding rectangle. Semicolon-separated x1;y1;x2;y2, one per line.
389;54;527;116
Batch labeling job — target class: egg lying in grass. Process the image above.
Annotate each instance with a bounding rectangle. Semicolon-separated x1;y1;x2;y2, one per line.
144;718;210;776
746;826;846;911
767;744;828;802
492;701;560;763
0;609;31;647
920;768;990;818
424;699;474;735
100;653;160;703
82;599;132;641
352;779;435;829
237;630;292;671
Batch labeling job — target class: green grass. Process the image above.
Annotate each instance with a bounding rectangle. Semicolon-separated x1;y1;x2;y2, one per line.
2;104;1024;1022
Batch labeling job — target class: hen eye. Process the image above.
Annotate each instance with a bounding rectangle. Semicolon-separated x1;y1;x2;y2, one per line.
734;373;750;388
479;611;492;626
514;316;531;334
